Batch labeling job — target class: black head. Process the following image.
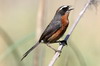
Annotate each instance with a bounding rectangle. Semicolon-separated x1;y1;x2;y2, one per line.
56;5;73;15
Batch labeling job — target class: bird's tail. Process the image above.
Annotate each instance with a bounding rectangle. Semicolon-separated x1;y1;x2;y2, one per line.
21;42;40;61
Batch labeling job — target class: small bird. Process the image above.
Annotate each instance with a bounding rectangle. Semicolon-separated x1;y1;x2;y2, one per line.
21;5;73;61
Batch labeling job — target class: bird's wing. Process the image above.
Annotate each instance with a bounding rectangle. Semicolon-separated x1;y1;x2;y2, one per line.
39;20;61;42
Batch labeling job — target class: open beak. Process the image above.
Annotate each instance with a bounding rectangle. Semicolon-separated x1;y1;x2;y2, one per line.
68;6;74;11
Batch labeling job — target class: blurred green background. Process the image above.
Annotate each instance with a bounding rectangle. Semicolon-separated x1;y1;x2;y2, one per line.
0;0;100;66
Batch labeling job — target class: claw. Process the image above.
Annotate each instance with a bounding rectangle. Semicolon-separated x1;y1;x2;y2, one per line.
54;50;62;57
55;50;62;53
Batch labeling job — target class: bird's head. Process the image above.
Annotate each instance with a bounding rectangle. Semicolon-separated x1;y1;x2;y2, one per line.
56;5;74;15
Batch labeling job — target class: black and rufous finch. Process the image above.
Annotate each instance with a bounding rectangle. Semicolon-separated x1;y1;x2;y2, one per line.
21;5;73;61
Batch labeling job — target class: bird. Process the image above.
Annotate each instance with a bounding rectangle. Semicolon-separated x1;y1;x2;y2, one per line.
21;5;73;61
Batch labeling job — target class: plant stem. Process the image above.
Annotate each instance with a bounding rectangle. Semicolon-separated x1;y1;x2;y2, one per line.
48;0;91;66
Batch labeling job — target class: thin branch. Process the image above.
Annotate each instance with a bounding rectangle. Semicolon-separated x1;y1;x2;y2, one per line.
48;45;63;66
48;0;92;66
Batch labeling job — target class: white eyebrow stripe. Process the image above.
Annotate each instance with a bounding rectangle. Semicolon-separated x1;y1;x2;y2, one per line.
59;5;67;10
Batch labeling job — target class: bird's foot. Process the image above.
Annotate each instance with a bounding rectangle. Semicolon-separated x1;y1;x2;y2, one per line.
54;49;62;53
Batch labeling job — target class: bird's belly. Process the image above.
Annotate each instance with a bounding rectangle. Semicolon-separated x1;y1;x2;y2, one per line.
48;26;67;43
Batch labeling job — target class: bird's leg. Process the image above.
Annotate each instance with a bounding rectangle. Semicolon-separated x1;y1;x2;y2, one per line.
46;44;61;53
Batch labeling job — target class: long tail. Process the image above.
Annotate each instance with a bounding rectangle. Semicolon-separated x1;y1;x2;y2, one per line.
21;42;40;61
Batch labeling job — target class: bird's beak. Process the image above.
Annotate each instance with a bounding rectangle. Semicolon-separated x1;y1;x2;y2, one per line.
68;6;74;11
